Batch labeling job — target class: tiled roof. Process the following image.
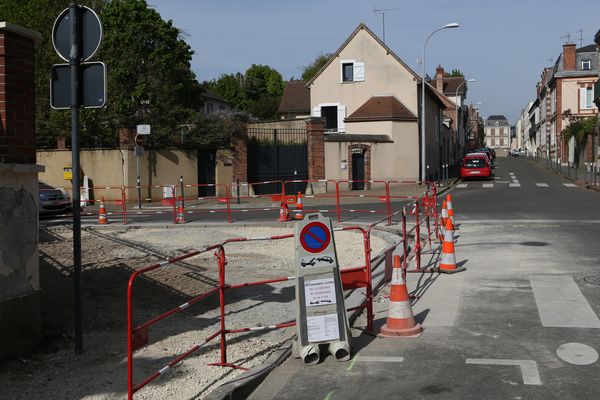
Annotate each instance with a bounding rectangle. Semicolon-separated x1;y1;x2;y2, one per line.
345;95;418;122
441;76;467;95
278;80;310;113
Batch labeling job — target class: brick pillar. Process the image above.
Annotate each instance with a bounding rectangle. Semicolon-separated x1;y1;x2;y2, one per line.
56;137;66;149
232;136;247;182
0;25;37;163
119;127;135;149
306;118;325;180
586;133;594;162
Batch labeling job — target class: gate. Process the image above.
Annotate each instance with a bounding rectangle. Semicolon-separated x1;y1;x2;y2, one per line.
247;128;308;195
198;149;216;197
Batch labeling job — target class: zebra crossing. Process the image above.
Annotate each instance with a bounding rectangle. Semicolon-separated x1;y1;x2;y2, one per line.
457;172;579;189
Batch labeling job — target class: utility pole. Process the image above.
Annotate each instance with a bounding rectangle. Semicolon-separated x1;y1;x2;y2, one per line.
373;7;398;44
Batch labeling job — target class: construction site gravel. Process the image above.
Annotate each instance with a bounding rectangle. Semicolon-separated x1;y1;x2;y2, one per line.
1;225;389;400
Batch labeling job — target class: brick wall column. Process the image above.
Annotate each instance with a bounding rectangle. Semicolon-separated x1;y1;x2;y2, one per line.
232;136;247;182
306;118;325;180
0;25;38;163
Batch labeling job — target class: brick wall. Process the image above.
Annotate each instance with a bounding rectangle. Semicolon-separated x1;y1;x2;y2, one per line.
231;136;247;182
306;118;325;180
0;29;37;164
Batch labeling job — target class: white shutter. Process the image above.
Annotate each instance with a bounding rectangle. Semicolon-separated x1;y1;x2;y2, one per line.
353;62;365;82
312;106;321;117
580;87;587;109
337;105;346;132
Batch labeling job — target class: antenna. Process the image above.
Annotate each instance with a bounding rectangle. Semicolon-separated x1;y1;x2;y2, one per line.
560;33;571;44
576;29;583;48
373;7;398;44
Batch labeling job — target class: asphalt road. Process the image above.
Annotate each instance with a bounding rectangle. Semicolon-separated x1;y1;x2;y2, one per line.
249;156;600;400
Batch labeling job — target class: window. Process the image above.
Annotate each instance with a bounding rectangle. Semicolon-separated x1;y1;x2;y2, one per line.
340;60;365;83
313;103;346;132
582;60;591;70
580;86;595;109
321;106;338;131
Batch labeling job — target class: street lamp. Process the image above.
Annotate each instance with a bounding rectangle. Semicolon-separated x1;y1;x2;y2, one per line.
420;22;459;181
454;78;476;163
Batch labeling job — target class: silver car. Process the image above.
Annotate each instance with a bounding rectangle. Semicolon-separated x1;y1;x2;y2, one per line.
39;182;71;214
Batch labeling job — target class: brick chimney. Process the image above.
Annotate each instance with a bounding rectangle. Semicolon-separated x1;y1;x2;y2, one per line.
562;43;576;70
435;65;444;92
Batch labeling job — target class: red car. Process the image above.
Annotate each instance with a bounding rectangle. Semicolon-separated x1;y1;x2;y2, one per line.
460;155;492;180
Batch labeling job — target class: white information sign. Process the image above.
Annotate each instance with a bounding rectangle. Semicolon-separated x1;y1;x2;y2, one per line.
305;277;337;307
307;313;340;342
136;124;151;135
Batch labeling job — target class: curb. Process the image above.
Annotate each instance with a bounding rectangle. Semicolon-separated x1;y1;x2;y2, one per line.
526;158;600;192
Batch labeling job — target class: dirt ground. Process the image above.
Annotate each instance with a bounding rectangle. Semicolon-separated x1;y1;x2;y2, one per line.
0;225;387;400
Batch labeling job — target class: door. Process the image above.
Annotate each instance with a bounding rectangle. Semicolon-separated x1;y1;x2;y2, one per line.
197;149;216;197
352;151;365;190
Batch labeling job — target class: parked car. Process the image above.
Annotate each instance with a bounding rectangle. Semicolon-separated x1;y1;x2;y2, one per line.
518;148;526;156
467;151;494;168
460;155;492;180
471;148;495;167
39;182;72;214
509;149;519;157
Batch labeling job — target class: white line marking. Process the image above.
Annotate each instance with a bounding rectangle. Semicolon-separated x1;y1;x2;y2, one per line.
482;183;494;188
407;273;464;326
530;275;600;328
509;183;521;187
563;183;577;187
456;183;468;188
535;183;549;187
466;359;541;385
358;356;404;363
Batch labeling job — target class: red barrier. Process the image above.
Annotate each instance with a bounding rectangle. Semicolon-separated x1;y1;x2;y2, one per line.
121;184;178;224
335;180;391;223
174;183;231;224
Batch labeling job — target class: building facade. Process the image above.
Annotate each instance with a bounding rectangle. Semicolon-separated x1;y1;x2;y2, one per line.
484;115;511;150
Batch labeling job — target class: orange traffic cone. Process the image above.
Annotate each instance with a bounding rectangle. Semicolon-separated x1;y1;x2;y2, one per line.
379;255;423;337
278;196;291;222
296;192;303;210
438;218;465;274
446;194;455;225
98;196;108;225
176;196;186;224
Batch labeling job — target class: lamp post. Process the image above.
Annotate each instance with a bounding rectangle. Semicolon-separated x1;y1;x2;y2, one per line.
420;22;459;182
454;78;476;164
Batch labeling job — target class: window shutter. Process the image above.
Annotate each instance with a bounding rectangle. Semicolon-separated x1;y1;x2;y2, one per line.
337;105;346;132
312;106;321;117
580;87;587;109
353;62;365;82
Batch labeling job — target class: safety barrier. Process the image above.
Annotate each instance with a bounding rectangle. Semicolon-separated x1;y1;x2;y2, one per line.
126;226;373;399
173;183;231;224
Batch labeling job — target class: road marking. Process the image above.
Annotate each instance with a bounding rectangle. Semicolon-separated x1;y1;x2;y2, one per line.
466;359;542;385
509;183;521;187
535;183;549;187
347;354;404;372
563;183;577;187
408;272;464;326
530;275;600;328
556;343;599;365
456;183;468;188
482;183;494;188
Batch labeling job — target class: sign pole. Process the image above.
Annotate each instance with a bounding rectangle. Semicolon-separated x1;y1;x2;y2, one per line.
69;2;83;354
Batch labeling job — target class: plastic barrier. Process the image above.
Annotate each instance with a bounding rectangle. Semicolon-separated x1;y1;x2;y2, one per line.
127;226;373;399
282;179;338;215
335;180;391;223
227;180;284;222
173;183;231;224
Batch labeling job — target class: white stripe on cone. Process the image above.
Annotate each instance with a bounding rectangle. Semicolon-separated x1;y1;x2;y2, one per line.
388;300;415;319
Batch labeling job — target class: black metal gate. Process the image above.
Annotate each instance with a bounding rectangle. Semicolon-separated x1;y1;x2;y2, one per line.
198;149;216;197
247;128;308;195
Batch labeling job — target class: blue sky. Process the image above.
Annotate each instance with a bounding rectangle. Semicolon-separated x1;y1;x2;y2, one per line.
149;0;599;123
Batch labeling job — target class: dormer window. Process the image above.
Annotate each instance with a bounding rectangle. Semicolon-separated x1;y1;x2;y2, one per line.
340;60;365;83
582;60;591;70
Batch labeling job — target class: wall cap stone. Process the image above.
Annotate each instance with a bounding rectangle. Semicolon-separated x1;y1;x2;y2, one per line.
0;163;45;173
0;22;42;43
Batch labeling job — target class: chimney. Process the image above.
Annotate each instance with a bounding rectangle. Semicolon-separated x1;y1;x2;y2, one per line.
435;65;444;92
562;43;576;70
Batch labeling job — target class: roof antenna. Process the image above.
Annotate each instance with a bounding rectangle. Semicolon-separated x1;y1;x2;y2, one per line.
373;7;398;44
560;33;571;44
576;29;583;48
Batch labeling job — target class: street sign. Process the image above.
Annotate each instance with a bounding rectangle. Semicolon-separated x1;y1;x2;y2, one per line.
299;222;331;253
136;125;151;135
51;62;106;109
52;5;102;62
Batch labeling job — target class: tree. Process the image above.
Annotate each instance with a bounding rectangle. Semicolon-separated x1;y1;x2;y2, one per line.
204;73;246;110
449;69;464;77
301;53;332;81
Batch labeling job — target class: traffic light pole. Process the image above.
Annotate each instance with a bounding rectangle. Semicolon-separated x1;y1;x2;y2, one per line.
69;2;83;354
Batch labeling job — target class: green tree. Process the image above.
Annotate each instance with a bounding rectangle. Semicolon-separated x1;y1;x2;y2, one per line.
301;53;332;81
449;68;464;77
204;73;246;110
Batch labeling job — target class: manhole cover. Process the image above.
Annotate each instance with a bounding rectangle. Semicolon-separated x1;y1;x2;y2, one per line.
583;275;600;285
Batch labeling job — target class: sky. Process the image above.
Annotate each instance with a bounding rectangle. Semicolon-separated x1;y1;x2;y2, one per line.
148;0;599;123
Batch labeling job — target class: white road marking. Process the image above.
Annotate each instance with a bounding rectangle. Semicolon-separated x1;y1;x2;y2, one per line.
556;343;599;365
408;272;464;326
509;183;521;187
358;356;404;363
482;183;494;188
563;183;577;187
535;183;549;187
530;275;600;328
466;359;542;385
456;183;468;188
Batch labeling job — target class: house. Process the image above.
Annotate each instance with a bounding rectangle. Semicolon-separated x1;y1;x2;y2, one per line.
202;91;231;114
306;23;449;182
278;80;311;119
484;115;510;150
466;103;484;151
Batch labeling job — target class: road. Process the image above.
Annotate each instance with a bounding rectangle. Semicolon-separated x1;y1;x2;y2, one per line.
249;156;600;399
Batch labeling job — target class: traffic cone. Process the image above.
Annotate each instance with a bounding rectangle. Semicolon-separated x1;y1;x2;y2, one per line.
98;196;108;225
379;255;423;337
446;194;455;226
176;196;186;224
296;192;303;210
278;196;291;222
438;218;465;274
